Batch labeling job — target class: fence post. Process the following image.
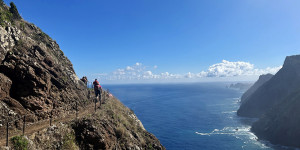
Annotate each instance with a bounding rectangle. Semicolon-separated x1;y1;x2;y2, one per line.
6;122;8;147
94;98;97;112
50;111;52;126
103;91;106;102
99;93;102;106
76;102;78;118
23;116;26;136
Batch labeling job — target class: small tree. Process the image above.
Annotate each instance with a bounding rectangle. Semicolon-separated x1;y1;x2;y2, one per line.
9;2;21;20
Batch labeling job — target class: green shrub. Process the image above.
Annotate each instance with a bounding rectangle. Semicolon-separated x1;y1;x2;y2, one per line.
115;125;129;139
10;136;29;150
9;2;21;20
0;11;13;25
40;32;50;39
20;22;25;30
62;133;78;150
147;143;154;150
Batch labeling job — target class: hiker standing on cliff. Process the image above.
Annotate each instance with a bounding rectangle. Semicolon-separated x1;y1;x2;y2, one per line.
80;76;88;85
93;79;102;103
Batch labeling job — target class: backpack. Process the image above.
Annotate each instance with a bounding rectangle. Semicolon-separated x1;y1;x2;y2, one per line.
94;84;101;90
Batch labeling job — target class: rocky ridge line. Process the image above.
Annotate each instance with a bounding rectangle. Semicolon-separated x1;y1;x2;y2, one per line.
237;55;300;118
237;54;300;148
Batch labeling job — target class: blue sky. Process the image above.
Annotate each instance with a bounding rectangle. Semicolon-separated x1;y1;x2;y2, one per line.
4;0;300;83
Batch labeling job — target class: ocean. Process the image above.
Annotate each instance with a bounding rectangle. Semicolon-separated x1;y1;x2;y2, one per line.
104;83;277;150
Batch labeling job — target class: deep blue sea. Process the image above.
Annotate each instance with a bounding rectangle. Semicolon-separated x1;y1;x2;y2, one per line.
104;83;278;150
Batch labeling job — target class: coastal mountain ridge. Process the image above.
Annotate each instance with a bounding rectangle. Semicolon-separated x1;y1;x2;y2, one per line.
239;73;273;104
0;2;164;149
237;54;300;148
237;55;300;118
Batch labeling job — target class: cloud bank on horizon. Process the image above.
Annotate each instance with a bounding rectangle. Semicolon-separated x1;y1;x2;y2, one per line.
91;60;282;83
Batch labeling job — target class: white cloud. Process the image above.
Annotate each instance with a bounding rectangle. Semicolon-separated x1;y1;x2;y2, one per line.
206;60;257;77
252;66;282;75
185;72;193;78
91;61;282;83
126;66;134;71
199;60;282;78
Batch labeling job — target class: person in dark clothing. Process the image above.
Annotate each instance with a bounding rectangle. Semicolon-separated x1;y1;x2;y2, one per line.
80;76;88;85
93;79;102;101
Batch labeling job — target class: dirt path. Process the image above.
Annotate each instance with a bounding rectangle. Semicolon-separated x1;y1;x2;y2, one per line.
0;97;107;146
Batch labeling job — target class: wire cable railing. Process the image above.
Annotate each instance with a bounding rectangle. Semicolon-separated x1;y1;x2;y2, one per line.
0;89;111;147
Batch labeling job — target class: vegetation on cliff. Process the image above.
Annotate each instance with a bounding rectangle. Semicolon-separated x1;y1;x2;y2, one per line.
8;2;21;20
71;97;164;150
0;95;165;149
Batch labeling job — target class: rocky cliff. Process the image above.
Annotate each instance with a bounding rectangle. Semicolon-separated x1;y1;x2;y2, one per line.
240;74;273;104
0;2;89;124
237;54;300;148
9;96;165;150
251;89;300;148
0;2;164;149
237;55;300;117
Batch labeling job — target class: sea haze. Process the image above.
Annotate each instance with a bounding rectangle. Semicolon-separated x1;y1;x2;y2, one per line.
104;83;274;150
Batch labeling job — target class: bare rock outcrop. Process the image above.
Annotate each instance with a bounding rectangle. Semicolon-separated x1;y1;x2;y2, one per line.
0;2;88;124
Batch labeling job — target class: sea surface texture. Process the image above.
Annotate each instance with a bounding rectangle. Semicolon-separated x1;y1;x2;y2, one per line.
105;83;277;150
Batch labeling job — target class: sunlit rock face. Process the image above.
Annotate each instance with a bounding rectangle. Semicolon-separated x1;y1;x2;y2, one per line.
0;2;88;122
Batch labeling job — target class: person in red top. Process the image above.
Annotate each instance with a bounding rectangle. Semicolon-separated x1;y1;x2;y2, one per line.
93;79;102;100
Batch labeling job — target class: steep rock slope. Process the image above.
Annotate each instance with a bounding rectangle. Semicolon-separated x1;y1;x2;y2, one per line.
0;2;89;123
251;89;300;148
20;96;165;150
72;97;165;150
237;55;300;117
240;74;273;104
0;2;165;149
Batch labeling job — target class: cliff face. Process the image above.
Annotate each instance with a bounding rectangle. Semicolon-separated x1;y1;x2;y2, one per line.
0;2;89;122
240;74;273;104
0;3;164;149
71;97;165;150
237;55;300;117
237;55;300;148
20;96;165;150
251;89;300;148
